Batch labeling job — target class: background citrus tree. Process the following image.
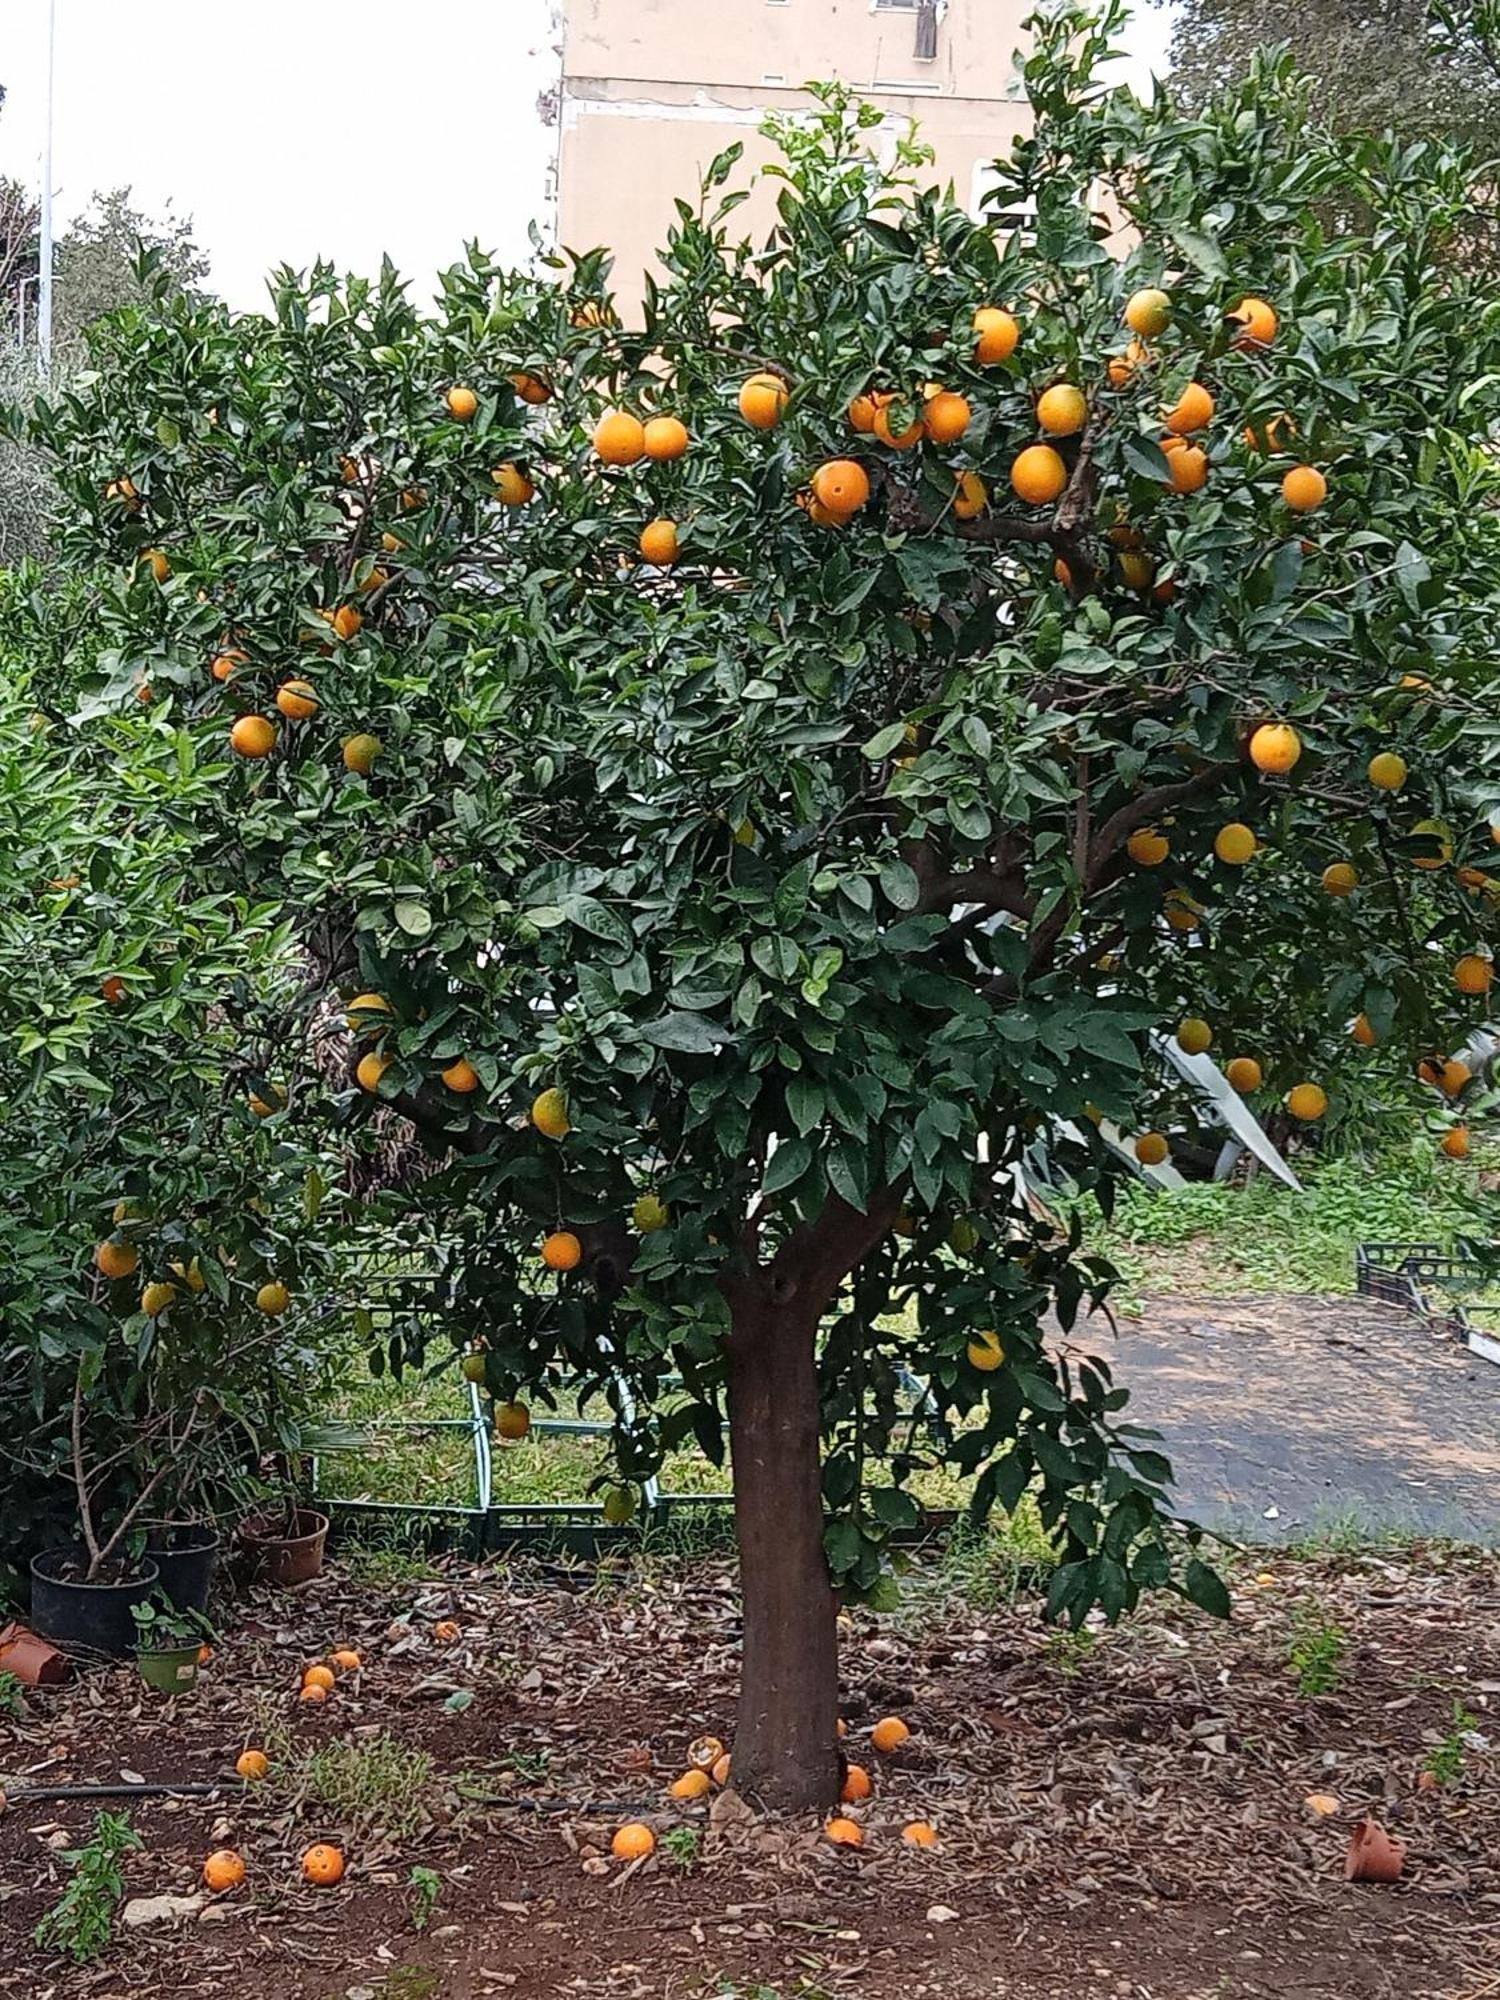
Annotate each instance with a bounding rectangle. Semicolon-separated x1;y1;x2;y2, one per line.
0;571;345;1593
21;0;1500;1807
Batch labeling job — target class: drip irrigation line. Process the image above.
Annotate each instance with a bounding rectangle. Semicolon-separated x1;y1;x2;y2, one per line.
5;1779;659;1816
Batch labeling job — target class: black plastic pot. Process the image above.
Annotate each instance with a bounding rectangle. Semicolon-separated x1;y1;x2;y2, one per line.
29;1546;160;1659
145;1522;220;1614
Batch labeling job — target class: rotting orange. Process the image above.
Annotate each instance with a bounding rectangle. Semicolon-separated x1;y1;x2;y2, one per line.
301;1843;345;1886
612;1822;656;1861
203;1849;246;1892
825;1816;864;1847
669;1769;712;1800
871;1717;910;1754
902;1820;938;1846
235;1750;269;1781
840;1763;872;1802
302;1664;335;1692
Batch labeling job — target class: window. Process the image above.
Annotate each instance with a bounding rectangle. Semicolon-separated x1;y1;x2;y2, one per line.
873;0;918;9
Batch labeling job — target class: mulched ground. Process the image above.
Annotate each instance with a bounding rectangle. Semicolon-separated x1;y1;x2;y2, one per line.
1071;1292;1500;1543
2;1541;1497;2000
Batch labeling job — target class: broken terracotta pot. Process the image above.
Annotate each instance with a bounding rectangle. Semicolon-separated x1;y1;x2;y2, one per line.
1345;1817;1406;1884
0;1622;69;1686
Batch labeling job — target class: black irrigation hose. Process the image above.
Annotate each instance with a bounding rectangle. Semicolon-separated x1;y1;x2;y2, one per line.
7;1782;224;1801
7;1780;658;1815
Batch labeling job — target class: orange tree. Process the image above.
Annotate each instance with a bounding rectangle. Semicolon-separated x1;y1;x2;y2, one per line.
0;572;344;1592
28;2;1500;1805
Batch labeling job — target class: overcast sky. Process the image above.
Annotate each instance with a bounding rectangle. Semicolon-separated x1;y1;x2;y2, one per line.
0;1;1174;313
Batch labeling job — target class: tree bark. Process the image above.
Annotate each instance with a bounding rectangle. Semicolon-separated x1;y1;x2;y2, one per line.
725;1296;840;1813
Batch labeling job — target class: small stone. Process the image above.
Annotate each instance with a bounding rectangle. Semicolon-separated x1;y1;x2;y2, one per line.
123;1893;206;1928
926;1905;961;1924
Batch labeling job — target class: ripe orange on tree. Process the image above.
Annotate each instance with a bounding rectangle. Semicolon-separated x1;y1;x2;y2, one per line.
1166;442;1209;493
1134;1133;1169;1166
1214;822;1257;865
356;1050;391;1092
1287;1082;1328;1121
1010;445;1067;506
1229;295;1279;347
972;305;1020;363
812;459;870;516
1351;1013;1378;1046
542;1229;582;1271
1281;465;1327;512
639;518;680;566
492;463;535;505
275;679;319;720
923;390;971;444
96;1238;139;1280
1124;287;1172;337
1420;1055;1472;1096
643;415;690;461
1441;1127;1471;1159
231;714;276;759
1455;954;1493;995
510;371;552;404
1322;862;1358;896
738;372;788;430
1226;1057;1262;1093
1036;383;1087;436
1248;722;1301;773
594;410;646;464
1127;828;1169;866
1368;750;1407;791
1164;381;1214;434
952;471;988;520
342;732;382;775
445;384;478;421
873;398;923;449
531;1087;570;1138
442;1057;480;1092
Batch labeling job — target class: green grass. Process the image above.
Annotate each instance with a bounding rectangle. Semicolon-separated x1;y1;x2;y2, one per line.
1087;1142;1493;1309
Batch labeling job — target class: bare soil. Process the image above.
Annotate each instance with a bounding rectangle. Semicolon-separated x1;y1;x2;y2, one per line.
2;1541;1497;2000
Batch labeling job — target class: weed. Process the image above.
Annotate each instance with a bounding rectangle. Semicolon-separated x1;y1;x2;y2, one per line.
0;1668;25;1716
1044;1626;1099;1675
33;1809;141;1964
407;1864;441;1931
1288;1606;1347;1696
1424;1702;1481;1789
661;1823;702;1873
499;1747;553;1783
295;1734;435;1838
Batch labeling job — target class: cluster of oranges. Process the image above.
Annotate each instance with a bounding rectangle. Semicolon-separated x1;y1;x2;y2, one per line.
91;1210;291;1324
626;1718;927;1859
1117;713;1494;1164
296;1646;362;1706
201;1842;346;1892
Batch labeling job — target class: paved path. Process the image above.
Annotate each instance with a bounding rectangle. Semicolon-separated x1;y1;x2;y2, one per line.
1057;1293;1500;1545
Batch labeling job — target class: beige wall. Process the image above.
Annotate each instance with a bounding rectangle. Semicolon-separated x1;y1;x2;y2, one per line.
557;0;1032;311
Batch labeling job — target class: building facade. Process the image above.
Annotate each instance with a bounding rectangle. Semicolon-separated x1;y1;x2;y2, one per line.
555;0;1031;310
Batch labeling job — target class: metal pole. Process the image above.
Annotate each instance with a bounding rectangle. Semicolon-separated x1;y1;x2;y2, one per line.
38;0;56;372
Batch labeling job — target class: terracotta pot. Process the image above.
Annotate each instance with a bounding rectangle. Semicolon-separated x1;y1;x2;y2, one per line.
1345;1817;1406;1884
238;1508;329;1586
0;1621;69;1686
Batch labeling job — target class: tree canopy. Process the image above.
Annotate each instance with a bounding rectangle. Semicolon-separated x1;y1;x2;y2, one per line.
10;0;1500;1807
1169;0;1500;160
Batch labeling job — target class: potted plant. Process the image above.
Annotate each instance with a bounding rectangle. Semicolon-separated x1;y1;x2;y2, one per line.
143;1519;222;1614
130;1591;212;1694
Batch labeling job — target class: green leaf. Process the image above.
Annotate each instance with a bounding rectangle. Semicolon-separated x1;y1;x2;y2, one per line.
640;1011;725;1054
393;900;432;938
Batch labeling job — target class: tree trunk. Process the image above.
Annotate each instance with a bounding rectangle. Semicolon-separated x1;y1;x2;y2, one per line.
726;1298;840;1812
